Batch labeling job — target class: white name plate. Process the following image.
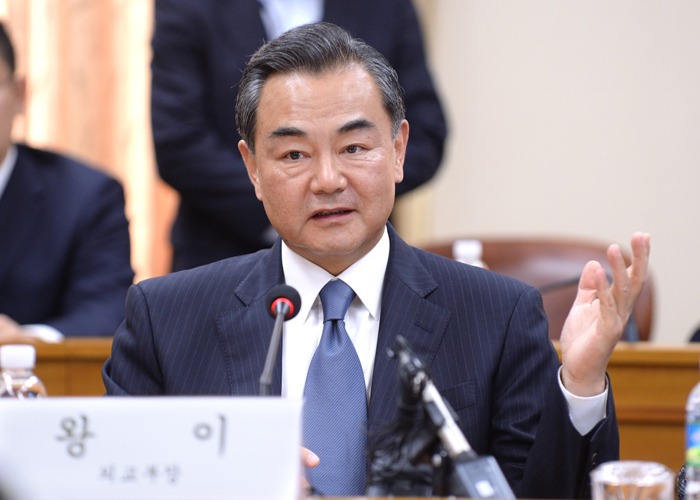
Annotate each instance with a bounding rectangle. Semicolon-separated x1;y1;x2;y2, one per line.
0;397;302;500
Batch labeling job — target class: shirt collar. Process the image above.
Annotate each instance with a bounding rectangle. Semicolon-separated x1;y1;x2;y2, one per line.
0;144;18;200
281;226;390;324
257;0;324;40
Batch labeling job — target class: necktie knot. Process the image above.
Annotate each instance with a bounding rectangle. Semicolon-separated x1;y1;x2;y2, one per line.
320;279;355;322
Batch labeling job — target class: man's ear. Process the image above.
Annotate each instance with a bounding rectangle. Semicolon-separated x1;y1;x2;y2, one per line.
393;119;409;184
238;140;263;201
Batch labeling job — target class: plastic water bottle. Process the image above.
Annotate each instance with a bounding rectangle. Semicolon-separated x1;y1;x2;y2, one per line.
0;345;47;398
685;361;700;499
453;239;488;269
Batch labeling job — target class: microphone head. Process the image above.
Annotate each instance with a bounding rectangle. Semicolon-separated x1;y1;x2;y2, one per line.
264;284;301;320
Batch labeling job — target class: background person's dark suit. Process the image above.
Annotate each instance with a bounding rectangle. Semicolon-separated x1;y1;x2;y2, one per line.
0;145;133;337
103;225;616;499
151;0;447;271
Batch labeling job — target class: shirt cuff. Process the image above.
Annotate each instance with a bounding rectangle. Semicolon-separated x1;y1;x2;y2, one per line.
557;366;608;435
22;324;65;343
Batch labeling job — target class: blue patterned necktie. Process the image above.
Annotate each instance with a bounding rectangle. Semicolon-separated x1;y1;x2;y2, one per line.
303;279;367;496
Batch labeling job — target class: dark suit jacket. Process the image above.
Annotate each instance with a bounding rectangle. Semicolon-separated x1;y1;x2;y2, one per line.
151;0;447;270
103;225;617;498
0;145;134;337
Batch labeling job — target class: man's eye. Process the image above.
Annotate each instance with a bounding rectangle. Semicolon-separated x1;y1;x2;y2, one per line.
287;151;302;160
346;145;358;154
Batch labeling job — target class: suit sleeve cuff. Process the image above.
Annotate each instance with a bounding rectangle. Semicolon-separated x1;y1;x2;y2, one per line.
22;324;65;343
557;366;608;435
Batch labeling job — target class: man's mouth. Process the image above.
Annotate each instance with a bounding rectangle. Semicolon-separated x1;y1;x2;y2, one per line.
313;209;351;218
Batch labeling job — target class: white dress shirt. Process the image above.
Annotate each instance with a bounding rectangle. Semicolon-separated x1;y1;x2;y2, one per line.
257;0;323;40
279;226;606;435
281;227;389;400
0;144;17;200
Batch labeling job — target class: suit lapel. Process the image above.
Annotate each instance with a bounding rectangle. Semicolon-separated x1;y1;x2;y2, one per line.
215;240;285;396
0;147;45;288
369;226;451;424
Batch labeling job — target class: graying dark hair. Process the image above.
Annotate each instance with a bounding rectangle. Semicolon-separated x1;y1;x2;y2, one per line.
236;22;405;154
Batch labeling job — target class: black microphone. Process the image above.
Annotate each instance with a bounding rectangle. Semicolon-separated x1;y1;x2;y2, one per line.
264;284;301;321
379;336;515;499
259;285;301;396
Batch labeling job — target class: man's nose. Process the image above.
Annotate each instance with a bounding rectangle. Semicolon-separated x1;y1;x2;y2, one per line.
310;153;347;193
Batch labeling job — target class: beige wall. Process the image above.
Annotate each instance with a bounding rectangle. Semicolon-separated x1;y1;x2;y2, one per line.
422;1;700;343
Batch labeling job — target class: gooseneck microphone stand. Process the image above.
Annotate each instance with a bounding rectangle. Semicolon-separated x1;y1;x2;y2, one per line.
259;284;301;396
367;336;515;499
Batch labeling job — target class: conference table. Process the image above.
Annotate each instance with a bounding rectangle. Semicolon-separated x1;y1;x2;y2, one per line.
9;338;699;474
27;337;112;397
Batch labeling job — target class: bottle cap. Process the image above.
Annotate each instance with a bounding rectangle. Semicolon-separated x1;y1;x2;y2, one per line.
453;239;485;267
0;345;36;370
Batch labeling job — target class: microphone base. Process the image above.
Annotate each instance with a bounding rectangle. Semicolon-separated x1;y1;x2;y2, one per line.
366;459;435;497
450;455;515;499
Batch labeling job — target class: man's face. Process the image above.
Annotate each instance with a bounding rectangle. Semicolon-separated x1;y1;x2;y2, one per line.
239;65;408;275
0;59;23;162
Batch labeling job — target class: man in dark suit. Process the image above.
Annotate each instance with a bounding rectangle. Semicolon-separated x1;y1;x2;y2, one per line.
151;0;447;271
104;23;650;498
0;23;133;341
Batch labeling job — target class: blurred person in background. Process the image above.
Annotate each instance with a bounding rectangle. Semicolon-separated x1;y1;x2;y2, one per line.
0;23;133;342
151;0;447;271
